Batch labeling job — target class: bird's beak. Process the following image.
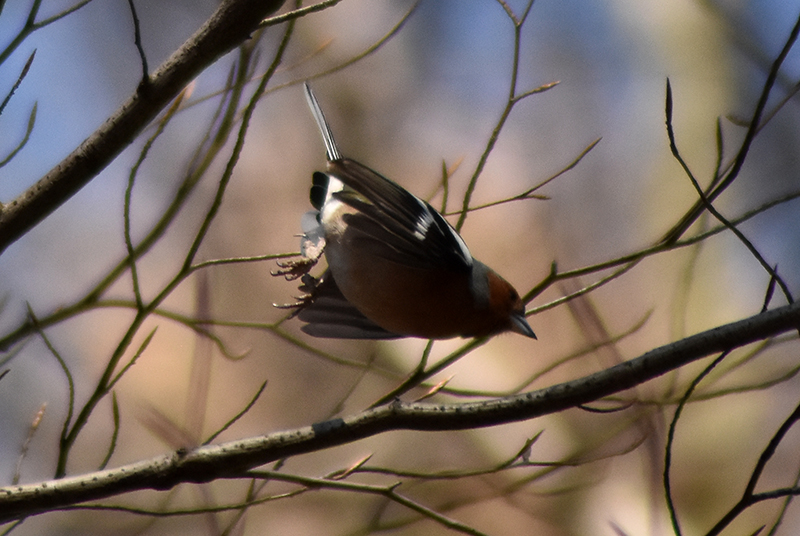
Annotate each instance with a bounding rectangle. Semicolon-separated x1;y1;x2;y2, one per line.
510;313;537;339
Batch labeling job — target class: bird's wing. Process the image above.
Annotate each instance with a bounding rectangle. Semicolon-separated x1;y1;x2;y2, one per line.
296;271;401;339
327;159;473;272
304;82;472;272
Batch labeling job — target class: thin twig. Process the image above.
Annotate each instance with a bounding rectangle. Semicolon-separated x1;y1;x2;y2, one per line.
704;400;800;536
455;0;552;231
203;381;268;445
661;12;800;244
664;351;730;536
0;49;35;116
97;393;121;470
664;80;793;304
126;0;149;83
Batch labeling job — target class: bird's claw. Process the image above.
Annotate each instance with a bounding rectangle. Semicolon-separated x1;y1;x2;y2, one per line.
271;237;326;281
273;274;320;314
271;257;317;280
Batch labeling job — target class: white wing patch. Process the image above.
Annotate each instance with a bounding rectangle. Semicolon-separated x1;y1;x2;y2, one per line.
413;209;434;241
324;176;345;205
411;196;473;267
319;176;350;237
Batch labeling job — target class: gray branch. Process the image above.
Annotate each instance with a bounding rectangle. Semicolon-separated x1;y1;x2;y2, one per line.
1;299;798;522
0;0;285;255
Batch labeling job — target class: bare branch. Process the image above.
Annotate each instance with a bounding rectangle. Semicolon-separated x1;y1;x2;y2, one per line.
661;12;800;245
1;300;799;522
0;0;286;255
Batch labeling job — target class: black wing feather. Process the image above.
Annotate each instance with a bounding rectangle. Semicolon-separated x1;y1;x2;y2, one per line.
328;159;472;272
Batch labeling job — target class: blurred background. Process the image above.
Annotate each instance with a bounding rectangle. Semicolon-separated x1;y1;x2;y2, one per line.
1;0;800;534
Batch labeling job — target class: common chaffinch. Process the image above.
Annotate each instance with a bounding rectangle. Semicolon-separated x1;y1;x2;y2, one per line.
274;84;535;341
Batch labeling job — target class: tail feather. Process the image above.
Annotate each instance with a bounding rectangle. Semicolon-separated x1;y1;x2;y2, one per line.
304;83;342;161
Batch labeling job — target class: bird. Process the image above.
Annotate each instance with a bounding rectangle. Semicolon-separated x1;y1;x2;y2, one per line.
274;83;536;341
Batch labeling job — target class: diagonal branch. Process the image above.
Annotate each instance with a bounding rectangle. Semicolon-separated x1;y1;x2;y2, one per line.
1;299;799;522
0;0;286;255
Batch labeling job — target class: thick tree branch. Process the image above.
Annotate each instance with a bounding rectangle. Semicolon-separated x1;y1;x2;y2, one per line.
1;300;799;522
0;0;285;255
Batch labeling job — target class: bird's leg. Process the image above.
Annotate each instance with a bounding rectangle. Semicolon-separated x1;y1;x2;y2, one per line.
271;235;326;281
272;232;326;311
